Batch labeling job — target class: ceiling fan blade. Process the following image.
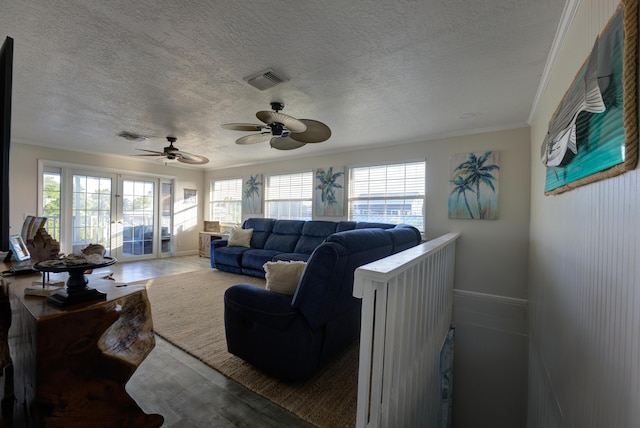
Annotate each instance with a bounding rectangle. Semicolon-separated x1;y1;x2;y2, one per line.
236;133;272;145
134;149;166;155
256;111;307;133
289;119;332;143
175;151;209;165
221;123;268;131
270;137;307;150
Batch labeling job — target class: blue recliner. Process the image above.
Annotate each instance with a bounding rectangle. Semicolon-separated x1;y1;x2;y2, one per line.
223;226;421;381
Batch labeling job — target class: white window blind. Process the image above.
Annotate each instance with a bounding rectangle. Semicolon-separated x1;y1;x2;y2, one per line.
265;172;313;220
210;178;242;224
348;161;425;231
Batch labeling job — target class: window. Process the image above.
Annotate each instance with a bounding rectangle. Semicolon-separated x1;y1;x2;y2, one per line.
42;168;61;241
348;161;425;231
210;178;242;224
265;172;313;220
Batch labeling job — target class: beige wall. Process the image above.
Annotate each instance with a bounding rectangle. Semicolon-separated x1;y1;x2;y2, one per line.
10;143;206;255
207;127;531;299
528;0;640;426
208;127;532;427
12;124;531;427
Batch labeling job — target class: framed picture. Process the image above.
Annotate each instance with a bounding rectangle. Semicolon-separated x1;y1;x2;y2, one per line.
542;2;638;194
242;174;263;214
314;167;344;216
184;188;197;204
448;151;500;220
8;234;30;262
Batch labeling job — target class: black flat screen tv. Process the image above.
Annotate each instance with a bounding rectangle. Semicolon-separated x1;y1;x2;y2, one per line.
0;37;13;253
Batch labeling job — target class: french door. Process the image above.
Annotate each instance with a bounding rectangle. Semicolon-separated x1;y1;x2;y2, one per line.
65;170;173;260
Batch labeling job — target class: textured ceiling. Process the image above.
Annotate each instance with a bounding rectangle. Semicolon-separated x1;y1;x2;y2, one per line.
2;0;566;169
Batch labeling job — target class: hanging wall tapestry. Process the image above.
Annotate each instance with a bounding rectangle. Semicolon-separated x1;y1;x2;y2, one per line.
314;166;344;216
541;0;638;195
448;151;500;220
242;174;263;214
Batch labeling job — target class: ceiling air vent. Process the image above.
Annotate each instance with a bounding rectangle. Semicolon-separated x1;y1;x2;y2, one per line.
117;131;148;143
244;68;287;91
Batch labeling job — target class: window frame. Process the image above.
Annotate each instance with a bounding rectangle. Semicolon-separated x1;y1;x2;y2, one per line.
347;160;426;231
209;177;243;225
264;171;313;220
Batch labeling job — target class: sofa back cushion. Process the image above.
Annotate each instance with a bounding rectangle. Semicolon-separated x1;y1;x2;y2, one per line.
336;221;355;232
354;221;395;230
293;228;394;328
264;220;305;252
387;225;422;253
293;221;339;254
243;218;276;249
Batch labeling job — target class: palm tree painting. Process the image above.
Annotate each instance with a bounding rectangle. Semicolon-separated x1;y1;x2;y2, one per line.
315;167;344;216
448;151;500;219
243;174;262;214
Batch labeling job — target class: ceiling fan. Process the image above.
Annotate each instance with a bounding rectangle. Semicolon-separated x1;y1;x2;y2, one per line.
222;102;331;150
133;136;209;165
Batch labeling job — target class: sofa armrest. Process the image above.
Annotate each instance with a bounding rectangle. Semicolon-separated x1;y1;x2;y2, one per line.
210;239;229;268
224;284;297;330
212;239;228;249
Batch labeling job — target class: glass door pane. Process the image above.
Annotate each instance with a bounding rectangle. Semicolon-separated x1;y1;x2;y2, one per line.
160;180;173;255
121;179;155;259
72;174;113;255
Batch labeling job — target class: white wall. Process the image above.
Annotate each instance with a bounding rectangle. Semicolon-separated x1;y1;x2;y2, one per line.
207;127;532;427
9;142;206;255
528;0;640;426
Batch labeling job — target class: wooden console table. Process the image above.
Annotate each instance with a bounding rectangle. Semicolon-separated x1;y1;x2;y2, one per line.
1;269;163;427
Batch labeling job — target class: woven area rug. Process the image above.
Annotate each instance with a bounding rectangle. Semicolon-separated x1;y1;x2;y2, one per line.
133;269;358;428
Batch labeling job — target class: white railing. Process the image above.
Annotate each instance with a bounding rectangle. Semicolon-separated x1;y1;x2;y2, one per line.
353;233;460;428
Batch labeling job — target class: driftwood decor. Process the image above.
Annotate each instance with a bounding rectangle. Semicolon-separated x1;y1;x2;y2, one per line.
26;228;60;264
541;0;638;195
8;278;163;427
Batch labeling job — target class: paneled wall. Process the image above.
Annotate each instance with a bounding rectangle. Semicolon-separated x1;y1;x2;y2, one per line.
528;0;640;426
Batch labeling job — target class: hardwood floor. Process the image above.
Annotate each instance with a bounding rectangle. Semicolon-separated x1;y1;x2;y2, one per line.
4;255;313;427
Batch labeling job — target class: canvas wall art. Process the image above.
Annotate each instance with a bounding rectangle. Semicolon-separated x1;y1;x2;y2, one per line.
541;0;638;195
448;151;500;220
314;167;344;216
242;174;263;214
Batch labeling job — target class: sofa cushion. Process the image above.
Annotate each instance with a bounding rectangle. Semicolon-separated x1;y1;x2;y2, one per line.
387;226;422;253
264;261;307;295
228;228;253;247
264;220;304;252
354;221;396;229
293;221;338;254
214;245;249;268
242;249;283;273
243;218;276;249
336;221;357;232
327;228;394;256
272;253;312;262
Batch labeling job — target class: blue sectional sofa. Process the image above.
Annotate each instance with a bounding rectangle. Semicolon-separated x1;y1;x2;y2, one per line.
211;217;419;278
223;222;422;381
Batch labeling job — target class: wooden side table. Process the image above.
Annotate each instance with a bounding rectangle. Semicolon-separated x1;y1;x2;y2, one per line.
3;271;163;427
199;232;229;257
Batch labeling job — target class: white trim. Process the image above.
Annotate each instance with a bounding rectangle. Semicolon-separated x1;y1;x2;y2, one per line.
453;288;528;307
528;0;582;123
